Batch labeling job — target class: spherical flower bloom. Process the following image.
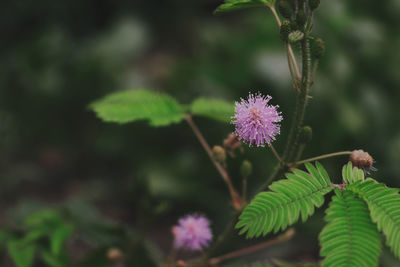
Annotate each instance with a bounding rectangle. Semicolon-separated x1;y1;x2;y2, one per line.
232;93;282;147
172;214;212;251
349;149;375;171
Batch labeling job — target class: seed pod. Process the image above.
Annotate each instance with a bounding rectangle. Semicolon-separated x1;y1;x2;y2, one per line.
213;145;226;163
278;0;293;19
299;126;312;143
350;150;374;170
280;20;291;42
309;0;320;10
289;30;304;43
312;38;325;59
240;160;253;177
296;9;307;28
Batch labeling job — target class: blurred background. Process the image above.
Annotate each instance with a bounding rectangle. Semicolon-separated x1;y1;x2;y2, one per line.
1;0;400;266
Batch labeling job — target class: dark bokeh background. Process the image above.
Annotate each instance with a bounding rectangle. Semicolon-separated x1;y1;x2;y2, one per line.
1;0;400;266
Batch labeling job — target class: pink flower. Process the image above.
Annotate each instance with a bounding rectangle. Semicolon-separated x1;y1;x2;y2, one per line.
172;214;212;251
232;93;282;147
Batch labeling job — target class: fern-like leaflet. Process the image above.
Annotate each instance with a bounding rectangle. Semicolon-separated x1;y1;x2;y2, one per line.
347;178;400;259
319;190;381;267
236;162;333;238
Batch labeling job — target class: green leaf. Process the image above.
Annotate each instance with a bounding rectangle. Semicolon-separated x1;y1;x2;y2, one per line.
7;239;36;267
40;249;66;267
51;224;74;255
90;89;185;126
190;98;234;123
214;0;272;14
347;178;400;259
342;162;365;184
319;190;381;267
236;162;333;238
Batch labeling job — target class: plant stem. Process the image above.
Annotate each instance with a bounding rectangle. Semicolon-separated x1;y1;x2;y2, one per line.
282;37;311;163
185;115;242;210
287;45;299;92
269;6;301;80
310;59;319;89
207;228;295;265
293;151;352;166
269;144;283;164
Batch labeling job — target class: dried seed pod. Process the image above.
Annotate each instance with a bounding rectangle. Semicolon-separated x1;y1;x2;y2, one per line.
350;149;374;170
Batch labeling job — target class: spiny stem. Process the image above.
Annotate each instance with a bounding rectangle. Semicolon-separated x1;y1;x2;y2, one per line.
310;59;319;89
293;151;352;166
269;5;301;80
185;115;242;210
282;37;311;163
207;228;295;265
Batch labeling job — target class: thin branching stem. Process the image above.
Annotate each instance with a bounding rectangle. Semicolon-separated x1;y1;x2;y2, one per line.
207;228;295;266
269;6;301;80
293;151;353;166
185;115;242;210
269;143;283;164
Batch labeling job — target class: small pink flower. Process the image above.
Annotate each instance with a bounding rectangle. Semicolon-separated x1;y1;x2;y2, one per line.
172;214;212;251
232;93;282;147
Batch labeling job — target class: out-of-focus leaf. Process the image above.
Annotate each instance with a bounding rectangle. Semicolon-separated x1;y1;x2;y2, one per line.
90;89;185;126
214;0;272;14
7;239;36;267
190;98;234;123
24;209;62;228
51;224;74;255
40;249;66;267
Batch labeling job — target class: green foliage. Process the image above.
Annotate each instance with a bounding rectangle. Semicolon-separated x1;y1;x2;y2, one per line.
90;89;185;126
236;162;333;238
190;98;234;123
342;162;364;184
3;209;74;267
214;0;274;14
7;239;36;267
319;190;381;267
347;178;400;259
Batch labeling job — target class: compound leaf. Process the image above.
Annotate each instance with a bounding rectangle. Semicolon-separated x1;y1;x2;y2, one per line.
320;190;381;267
348;178;400;259
236;162;333;238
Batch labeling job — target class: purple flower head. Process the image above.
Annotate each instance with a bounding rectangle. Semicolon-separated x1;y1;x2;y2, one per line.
232;93;282;147
172;214;212;251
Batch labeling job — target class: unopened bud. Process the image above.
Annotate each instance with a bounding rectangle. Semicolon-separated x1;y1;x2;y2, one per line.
312;38;325;59
278;0;293;19
107;247;123;262
213;145;226;163
280;20;291;42
296;9;307;28
299;126;312;143
309;0;320;10
240;160;252;177
289;30;304;43
223;133;243;157
350;150;374;170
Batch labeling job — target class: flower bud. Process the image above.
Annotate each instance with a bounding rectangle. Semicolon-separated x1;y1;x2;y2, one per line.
296;9;307;28
107;247;123;262
289;30;304;43
240;160;253;177
280;20;291;42
223;133;243;157
278;0;293;19
350;150;374;170
213;145;226;163
299;126;312;143
312;38;325;59
309;0;320;10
